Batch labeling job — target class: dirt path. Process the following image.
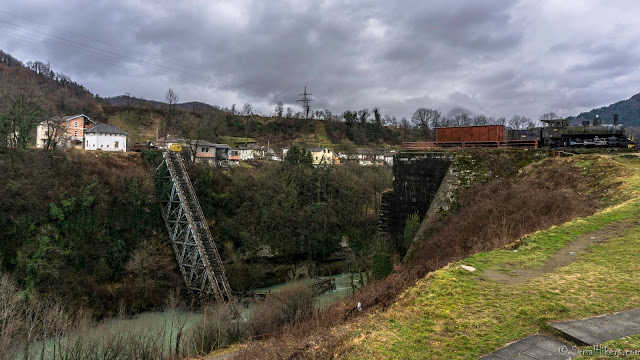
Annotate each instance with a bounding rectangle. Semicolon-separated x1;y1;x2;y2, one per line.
482;220;640;284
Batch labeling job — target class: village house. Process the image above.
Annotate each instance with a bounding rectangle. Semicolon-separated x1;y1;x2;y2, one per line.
228;147;254;164
309;147;336;166
384;151;395;166
188;141;230;167
337;148;394;166
35;114;95;149
152;134;188;150
84;123;128;152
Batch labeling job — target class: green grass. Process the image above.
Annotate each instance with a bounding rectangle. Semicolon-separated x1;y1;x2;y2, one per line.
219;136;257;146
574;335;640;359
345;154;640;359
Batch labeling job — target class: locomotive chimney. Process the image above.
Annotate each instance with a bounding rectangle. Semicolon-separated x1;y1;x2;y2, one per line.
613;113;619;126
593;114;602;126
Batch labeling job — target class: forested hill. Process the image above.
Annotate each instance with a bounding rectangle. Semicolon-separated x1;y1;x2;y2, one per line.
574;92;640;126
107;95;222;113
0;50;106;122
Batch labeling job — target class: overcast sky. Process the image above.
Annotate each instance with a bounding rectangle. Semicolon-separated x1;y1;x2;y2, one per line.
1;0;639;121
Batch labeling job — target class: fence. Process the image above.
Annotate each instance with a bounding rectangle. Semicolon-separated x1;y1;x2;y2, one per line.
402;140;538;150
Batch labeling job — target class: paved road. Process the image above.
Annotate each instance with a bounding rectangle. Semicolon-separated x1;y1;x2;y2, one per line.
481;308;640;359
479;335;576;360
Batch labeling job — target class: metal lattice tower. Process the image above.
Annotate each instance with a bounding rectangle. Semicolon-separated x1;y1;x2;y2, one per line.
156;151;233;302
297;86;313;119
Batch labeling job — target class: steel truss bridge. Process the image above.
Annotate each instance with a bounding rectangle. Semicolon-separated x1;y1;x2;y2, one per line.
156;151;233;302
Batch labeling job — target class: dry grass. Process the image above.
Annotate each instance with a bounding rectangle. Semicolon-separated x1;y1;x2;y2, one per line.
234;154;632;359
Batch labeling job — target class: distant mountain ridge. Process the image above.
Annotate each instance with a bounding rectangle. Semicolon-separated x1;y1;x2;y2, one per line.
106;95;223;113
573;93;640;127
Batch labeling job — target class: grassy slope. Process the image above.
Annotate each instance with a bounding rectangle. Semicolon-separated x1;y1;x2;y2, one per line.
342;154;640;359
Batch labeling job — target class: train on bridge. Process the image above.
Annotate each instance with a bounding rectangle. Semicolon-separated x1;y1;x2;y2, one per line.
404;114;634;150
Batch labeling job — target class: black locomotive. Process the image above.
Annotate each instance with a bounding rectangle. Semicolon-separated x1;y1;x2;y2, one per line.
508;114;634;148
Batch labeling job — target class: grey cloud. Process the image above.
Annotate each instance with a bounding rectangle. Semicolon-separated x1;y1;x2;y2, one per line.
1;0;640;121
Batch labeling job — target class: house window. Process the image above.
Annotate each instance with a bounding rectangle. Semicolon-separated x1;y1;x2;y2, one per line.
114;141;119;148
74;121;78;127
74;130;77;137
315;156;318;160
107;144;109;148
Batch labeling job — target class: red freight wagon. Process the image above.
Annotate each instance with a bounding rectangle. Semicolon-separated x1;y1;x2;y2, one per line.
436;125;505;142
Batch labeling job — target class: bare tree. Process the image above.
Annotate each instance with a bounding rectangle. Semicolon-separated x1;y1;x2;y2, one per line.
42;116;68;153
23;296;45;360
539;112;560;121
285;107;293;119
411;108;441;138
0;275;22;360
399;117;410;142
473;114;489;125
455;113;472;126
165;88;179;128
274;102;284;118
0;78;44;156
508;115;534;130
242;103;253;116
180;114;215;163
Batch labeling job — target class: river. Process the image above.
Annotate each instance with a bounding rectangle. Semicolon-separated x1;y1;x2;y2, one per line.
20;273;360;360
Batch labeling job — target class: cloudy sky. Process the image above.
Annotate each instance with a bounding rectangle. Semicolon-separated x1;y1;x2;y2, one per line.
1;0;639;120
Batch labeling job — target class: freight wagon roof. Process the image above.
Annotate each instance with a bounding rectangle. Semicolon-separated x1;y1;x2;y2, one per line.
435;124;505;129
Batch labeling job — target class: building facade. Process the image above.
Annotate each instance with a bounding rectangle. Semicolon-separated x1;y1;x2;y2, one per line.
35;114;95;149
84;124;128;152
309;147;336;166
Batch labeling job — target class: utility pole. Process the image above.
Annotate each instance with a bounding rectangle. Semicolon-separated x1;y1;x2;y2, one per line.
297;86;314;119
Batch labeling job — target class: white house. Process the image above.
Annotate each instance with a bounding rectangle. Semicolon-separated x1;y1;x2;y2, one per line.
84;124;128;152
228;147;255;166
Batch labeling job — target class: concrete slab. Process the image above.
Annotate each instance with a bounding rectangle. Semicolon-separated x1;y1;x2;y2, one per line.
550;309;640;346
479;335;576;360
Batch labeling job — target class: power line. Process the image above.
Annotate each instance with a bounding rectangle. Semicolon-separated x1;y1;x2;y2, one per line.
0;9;206;74
0;25;221;89
0;16;227;88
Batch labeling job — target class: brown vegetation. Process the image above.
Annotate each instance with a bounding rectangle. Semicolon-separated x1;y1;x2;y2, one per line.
236;155;624;359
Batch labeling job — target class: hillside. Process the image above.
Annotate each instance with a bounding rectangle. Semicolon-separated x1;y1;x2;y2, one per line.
0;150;178;316
0;50;406;152
0;50;106;122
234;153;640;359
106;94;223;113
574;92;640;127
340;155;640;359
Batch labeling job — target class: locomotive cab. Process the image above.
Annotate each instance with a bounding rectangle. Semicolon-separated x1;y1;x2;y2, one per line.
540;119;568;147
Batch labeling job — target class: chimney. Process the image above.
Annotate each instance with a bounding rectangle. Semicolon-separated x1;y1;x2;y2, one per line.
593;114;601;126
613;113;619;126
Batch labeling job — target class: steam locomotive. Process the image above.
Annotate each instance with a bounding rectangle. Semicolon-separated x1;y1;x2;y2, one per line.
508;114;634;148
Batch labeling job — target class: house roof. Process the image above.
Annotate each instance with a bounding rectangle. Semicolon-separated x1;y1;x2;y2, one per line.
62;114;95;123
39;114;95;125
308;147;333;152
157;134;183;142
356;148;376;155
85;123;127;135
195;141;230;149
